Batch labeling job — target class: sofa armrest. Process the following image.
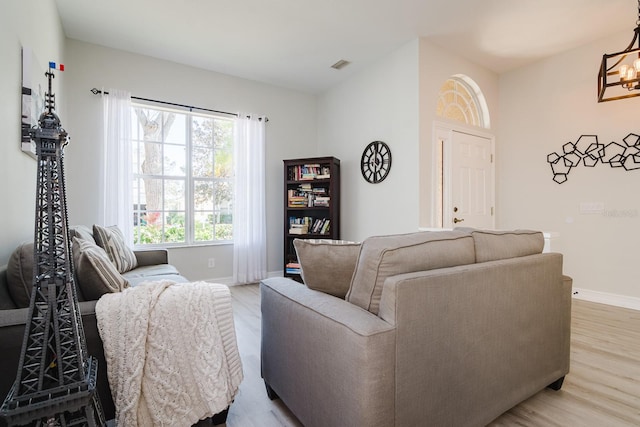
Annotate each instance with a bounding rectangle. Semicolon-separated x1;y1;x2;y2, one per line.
378;252;572;427
0;307;28;328
134;249;168;266
260;277;395;427
0;301;115;422
0;307;29;423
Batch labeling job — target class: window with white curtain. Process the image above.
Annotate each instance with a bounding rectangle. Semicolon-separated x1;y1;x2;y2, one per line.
131;103;234;246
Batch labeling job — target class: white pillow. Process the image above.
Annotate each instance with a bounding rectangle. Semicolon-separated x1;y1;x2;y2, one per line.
93;224;138;273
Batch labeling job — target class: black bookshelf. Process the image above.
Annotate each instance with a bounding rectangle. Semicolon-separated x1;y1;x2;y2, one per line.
283;157;340;282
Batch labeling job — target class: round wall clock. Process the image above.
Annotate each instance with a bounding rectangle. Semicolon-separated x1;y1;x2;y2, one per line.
361;140;392;183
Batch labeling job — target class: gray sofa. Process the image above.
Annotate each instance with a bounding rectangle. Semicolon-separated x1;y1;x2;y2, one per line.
261;229;572;427
0;225;188;424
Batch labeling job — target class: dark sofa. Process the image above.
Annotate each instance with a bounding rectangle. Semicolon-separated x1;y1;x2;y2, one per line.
0;226;188;424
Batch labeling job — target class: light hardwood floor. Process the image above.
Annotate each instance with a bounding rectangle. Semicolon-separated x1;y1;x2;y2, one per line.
221;284;640;427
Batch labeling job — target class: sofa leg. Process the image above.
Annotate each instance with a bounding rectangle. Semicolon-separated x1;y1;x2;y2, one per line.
265;381;280;401
547;376;565;391
211;406;230;425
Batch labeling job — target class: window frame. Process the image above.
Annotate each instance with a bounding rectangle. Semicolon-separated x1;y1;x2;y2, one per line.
436;75;490;129
131;102;235;248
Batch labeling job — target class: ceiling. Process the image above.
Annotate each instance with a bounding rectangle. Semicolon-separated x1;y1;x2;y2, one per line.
54;0;635;94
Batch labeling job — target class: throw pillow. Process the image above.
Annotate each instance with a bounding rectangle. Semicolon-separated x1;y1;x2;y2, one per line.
6;241;88;306
293;239;361;298
6;243;35;308
69;225;97;245
346;230;476;315
73;237;129;300
471;229;544;263
93;225;138;274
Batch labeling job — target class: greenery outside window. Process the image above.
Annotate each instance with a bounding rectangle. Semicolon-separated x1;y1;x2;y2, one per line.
132;104;234;246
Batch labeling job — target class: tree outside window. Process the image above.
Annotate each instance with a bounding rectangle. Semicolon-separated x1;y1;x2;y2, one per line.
132;105;234;246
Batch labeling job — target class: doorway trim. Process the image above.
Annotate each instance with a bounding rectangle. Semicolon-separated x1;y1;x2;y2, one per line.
431;120;496;229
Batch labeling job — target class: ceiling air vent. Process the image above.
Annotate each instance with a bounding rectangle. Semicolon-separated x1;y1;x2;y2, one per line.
331;59;351;70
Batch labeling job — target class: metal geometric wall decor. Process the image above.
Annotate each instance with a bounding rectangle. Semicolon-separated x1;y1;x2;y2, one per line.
0;66;105;426
547;133;640;183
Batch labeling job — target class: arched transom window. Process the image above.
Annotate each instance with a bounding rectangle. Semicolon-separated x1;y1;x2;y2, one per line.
436;75;490;129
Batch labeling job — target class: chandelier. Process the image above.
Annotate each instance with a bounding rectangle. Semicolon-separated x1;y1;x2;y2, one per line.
598;0;640;102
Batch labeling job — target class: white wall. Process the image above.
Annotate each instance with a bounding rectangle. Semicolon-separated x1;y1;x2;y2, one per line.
0;0;66;265
5;3;637;306
317;39;420;241
417;38;500;227
63;39;317;281
498;30;640;304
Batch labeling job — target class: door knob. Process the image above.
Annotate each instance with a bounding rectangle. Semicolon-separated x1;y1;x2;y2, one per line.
453;217;464;224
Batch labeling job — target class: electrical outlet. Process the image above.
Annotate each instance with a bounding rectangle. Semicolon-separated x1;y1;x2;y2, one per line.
207;258;215;268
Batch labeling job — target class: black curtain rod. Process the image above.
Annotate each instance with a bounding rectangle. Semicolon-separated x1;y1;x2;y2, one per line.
90;88;268;121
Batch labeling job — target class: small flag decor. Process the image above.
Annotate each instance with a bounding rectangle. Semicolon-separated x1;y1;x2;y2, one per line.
49;61;65;71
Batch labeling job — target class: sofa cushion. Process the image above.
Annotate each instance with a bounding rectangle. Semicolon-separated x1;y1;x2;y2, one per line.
73;237;130;300
294;239;361;298
122;264;181;279
118;253;187;287
471;229;544;263
346;231;476;315
6;243;34;308
93;225;138;274
0;269;17;309
125;274;189;287
70;225;97;245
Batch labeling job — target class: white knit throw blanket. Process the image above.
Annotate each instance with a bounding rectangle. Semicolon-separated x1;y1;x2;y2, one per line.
96;281;243;427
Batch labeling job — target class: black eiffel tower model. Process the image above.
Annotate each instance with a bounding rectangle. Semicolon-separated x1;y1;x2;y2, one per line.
0;68;106;427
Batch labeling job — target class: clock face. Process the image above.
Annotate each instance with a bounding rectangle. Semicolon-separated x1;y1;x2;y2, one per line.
361;141;392;183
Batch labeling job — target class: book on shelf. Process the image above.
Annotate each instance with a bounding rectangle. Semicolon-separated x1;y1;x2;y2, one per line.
310;218;321;233
289;216;312;226
288;201;307;208
298;184;327;195
288;216;330;235
288;190;308;207
288;164;331;181
288;185;330;207
313;196;330;207
316;166;331;179
308;218;330;234
289;224;309;234
285;262;301;274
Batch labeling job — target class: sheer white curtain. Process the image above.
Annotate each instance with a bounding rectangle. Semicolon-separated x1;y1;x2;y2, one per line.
101;89;133;244
233;114;267;284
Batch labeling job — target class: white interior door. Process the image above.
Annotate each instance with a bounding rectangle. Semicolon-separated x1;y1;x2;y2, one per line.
444;130;494;229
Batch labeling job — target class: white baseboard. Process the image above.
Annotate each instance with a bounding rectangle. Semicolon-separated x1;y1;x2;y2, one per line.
572;287;640;311
204;270;283;286
204;276;234;285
